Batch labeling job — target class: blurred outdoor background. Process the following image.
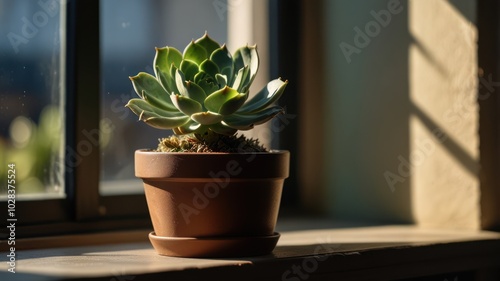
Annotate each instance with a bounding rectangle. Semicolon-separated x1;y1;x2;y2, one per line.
1;0;497;229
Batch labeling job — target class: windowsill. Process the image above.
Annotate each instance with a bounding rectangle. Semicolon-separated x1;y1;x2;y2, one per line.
3;222;500;281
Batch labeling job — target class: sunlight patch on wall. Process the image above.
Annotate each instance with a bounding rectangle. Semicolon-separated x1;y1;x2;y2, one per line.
408;0;480;229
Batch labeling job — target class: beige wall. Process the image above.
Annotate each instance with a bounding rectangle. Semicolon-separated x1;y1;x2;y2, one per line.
409;0;479;229
317;0;480;228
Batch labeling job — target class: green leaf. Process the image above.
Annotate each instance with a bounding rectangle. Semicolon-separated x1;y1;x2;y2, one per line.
173;120;205;135
204;86;240;113
233;45;259;90
129;72;177;111
199;59;220;79
195;32;221;57
180;59;199;82
155;66;176;95
220;66;233;83
194;71;208;84
238;78;288;113
231;65;250;92
191;111;223;125
215;74;227;88
185;81;207;104
126;99;189;129
211;45;233;80
219;93;246;115
198;79;219;96
154;47;182;92
126;98;182;119
171;95;203;115
155;47;182;70
223;106;283;130
143;115;190;130
208;123;237;135
183;40;208;65
175;69;188;96
168;64;180;93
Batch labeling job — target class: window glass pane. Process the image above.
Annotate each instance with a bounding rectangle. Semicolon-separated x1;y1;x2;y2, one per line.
0;0;64;198
100;0;228;195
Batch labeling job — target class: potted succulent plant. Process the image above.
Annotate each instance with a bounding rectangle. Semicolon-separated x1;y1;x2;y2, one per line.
126;32;289;258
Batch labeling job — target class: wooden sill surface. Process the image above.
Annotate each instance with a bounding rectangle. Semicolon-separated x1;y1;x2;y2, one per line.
2;224;500;281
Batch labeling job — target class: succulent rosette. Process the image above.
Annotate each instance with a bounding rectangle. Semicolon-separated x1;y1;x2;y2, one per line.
126;33;288;136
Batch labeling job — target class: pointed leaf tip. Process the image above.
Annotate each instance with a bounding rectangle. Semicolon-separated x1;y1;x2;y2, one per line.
204;86;240;113
191;111;223;125
183;40;208;65
171;94;203;115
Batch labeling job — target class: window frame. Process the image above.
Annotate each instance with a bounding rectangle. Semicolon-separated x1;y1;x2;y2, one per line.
478;0;500;231
7;0;499;241
270;0;301;209
7;0;150;238
4;0;302;239
66;0;151;222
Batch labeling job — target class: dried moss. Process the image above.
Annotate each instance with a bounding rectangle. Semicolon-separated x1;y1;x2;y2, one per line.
157;133;267;153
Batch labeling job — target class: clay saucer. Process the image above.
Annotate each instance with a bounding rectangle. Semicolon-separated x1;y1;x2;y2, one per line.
148;232;280;258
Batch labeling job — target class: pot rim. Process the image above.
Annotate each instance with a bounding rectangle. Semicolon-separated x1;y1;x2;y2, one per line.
135;149;290;179
135;148;289;155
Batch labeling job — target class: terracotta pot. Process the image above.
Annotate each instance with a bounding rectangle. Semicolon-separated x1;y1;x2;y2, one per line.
135;149;290;257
